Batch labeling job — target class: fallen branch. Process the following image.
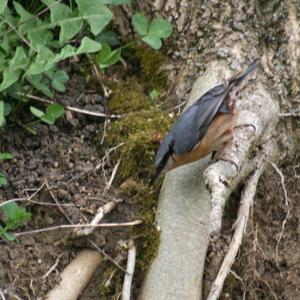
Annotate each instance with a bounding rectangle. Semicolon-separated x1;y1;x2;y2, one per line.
75;199;123;236
14;220;142;237
45;249;102;300
17;93;120;119
207;158;266;300
122;239;137;300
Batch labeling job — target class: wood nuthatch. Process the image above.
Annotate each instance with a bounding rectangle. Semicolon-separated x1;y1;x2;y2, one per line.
151;59;259;183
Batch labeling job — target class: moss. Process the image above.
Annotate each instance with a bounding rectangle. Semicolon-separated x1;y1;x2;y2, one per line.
124;46;168;92
107;78;151;114
106;108;171;181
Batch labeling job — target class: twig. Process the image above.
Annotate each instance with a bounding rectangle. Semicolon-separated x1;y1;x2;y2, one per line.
42;253;63;280
16;93;120;119
44;177;73;224
207;159;266;300
104;159;121;193
76;199;123;236
278;112;300;117
14;220;142;237
88;239;128;273
122;239;136;300
265;159;290;276
0;289;6;300
0;182;74;209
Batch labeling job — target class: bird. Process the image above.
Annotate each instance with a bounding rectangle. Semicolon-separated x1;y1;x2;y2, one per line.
151;59;259;183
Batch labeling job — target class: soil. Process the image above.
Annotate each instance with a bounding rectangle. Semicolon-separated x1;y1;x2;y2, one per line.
1;60;300;300
0;72;141;299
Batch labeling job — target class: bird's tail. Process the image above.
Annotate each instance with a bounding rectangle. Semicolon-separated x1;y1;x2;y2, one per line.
231;58;260;86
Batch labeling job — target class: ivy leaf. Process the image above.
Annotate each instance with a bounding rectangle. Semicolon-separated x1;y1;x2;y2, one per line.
41;103;64;125
132;13;148;36
148;18;172;39
96;31;120;46
30;106;45;118
76;37;102;54
76;0;113;36
96;43;121;68
51;70;69;92
0;172;7;187
142;34;162;50
0;69;21;92
26;75;53;97
2;202;32;230
9;47;29;70
50;3;83;43
0;0;7;14
0;152;13;160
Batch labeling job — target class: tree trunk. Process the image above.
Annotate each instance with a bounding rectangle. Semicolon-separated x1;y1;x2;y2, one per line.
119;0;299;299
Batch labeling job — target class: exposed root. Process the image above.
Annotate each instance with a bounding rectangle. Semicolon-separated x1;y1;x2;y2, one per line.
122;239;137;300
207;158;266;300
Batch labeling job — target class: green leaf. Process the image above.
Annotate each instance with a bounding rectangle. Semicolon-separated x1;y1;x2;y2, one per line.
30;106;45;118
96;31;119;46
26;46;55;75
51;70;69;92
13;1;34;22
0;172;7;187
132;13;148;36
0;0;7;13
142;34;162;50
50;3;83;43
26;75;53;97
0;101;4;127
28;29;53;49
40;103;64;125
9;47;29;70
0;70;21;92
46;103;64;119
2;202;32;230
0;225;17;241
148;18;172;38
76;0;113;36
96;43;121;68
0;152;13;160
76;37;102;54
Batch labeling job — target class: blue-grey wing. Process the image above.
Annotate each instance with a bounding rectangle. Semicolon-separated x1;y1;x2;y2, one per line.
154;84;227;168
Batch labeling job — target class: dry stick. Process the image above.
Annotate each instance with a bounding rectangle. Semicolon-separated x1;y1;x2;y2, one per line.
0;181;75;209
76;198;123;236
104;159;121;193
42;253;63;280
266;159;290;277
17;93;120;119
14;220;142;237
207;159;266;300
122;239;137;300
88;239;128;273
44;177;73;224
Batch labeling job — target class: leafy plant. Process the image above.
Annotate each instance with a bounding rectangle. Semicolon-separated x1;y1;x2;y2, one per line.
132;13;172;50
0;0;172;129
0;152;12;187
30;103;64;125
149;89;160;101
0;202;32;241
